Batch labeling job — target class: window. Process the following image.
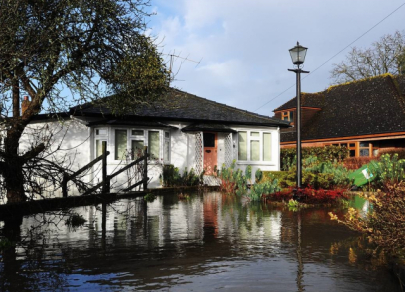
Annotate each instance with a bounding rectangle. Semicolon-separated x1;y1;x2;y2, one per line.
238;132;247;160
281;111;294;122
96;128;170;162
95;128;108;158
250;132;260;161
359;142;371;157
263;133;272;161
238;131;272;162
130;129;145;159
203;133;216;147
164;131;170;162
148;131;160;160
115;129;127;160
96;129;107;136
131;129;144;136
95;140;107;157
131;140;144;159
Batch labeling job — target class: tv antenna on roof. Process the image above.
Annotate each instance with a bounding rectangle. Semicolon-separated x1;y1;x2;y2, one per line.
166;51;203;84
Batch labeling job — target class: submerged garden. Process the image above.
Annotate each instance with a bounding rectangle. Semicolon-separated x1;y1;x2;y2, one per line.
1;145;405;291
208;145;405;280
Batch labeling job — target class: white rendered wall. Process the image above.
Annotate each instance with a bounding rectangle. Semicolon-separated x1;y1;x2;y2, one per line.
231;125;281;182
19;118;91;197
18;119;282;196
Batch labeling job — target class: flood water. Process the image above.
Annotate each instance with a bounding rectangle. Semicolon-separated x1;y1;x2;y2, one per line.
0;191;401;292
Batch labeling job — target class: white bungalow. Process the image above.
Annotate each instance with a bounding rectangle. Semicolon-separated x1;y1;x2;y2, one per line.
23;89;290;195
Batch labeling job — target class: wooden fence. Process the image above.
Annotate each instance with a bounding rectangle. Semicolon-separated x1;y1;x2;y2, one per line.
62;142;149;197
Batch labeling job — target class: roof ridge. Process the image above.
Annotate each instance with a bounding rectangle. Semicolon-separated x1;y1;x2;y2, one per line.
326;73;395;92
172;87;279;122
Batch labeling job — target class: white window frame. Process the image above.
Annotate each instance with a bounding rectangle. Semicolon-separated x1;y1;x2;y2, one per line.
94;128;108;158
130;129;146;160
163;131;171;163
104;127;170;164
237;130;272;164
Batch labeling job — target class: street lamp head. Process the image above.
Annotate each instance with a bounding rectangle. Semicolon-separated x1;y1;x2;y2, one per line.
289;42;308;66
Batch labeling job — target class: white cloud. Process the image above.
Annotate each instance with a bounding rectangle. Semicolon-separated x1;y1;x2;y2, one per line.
150;0;405;115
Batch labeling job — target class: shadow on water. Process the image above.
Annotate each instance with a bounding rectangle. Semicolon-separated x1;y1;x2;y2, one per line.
0;191;402;291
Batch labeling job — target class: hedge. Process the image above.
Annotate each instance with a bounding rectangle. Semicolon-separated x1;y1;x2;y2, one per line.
281;145;349;170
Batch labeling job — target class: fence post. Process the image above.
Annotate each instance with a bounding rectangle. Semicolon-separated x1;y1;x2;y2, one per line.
62;173;68;198
143;146;148;191
102;141;110;194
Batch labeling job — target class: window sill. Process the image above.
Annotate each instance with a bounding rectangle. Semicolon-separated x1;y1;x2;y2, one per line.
237;161;275;166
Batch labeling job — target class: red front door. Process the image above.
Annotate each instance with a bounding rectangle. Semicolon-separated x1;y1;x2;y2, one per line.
203;132;217;175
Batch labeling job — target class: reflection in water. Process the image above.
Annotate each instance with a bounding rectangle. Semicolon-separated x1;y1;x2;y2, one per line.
0;192;402;291
296;211;304;292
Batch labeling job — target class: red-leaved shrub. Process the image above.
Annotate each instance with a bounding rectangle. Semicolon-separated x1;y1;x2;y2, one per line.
267;186;348;204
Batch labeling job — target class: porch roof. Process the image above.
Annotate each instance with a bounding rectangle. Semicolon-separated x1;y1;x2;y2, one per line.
181;123;237;133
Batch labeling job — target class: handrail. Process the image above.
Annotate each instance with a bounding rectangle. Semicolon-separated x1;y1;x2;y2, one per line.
67;151;110;181
107;154;149;180
62;143;149;197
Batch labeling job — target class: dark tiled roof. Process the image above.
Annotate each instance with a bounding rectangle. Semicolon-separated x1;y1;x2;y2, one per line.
279;74;405;142
71;88;291;128
87;119;178;129
274;92;324;111
395;74;405;95
182;123;237;133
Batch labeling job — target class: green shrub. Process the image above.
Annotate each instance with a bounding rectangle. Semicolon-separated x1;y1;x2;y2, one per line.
216;161;248;196
378;148;405;160
144;193;156;202
281;146;349;171
250;179;280;201
255;168;263;183
216;161;279;201
264;155;351;189
369;153;405;189
65;213;86;228
161;165;203;187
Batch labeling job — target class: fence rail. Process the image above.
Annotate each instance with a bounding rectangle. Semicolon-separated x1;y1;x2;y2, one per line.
62;142;149;197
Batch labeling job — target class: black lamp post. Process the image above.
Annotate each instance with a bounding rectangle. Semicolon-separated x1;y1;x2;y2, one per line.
288;42;309;189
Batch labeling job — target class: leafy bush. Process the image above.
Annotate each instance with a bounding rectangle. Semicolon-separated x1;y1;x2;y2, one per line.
216;161;279;201
264;156;351;189
216;161;249;196
330;183;405;257
281;145;348;171
255;168;263;183
161;165;203;187
65;213;86;228
249;179;280;201
377;148;405;160
303;156;351;189
368;153;405;189
144;193;156;202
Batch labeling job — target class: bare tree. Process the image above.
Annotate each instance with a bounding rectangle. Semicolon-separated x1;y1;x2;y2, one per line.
0;0;170;203
330;30;405;84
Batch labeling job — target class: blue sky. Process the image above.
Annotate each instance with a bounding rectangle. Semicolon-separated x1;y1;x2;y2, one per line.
147;0;405;116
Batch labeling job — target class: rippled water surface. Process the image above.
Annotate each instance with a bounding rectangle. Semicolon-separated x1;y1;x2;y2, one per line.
0;192;401;291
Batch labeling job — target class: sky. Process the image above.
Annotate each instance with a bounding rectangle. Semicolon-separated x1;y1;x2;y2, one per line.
147;0;405;116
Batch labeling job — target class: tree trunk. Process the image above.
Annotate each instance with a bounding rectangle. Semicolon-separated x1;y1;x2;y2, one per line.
3;79;27;203
4;126;27;203
4;157;26;203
